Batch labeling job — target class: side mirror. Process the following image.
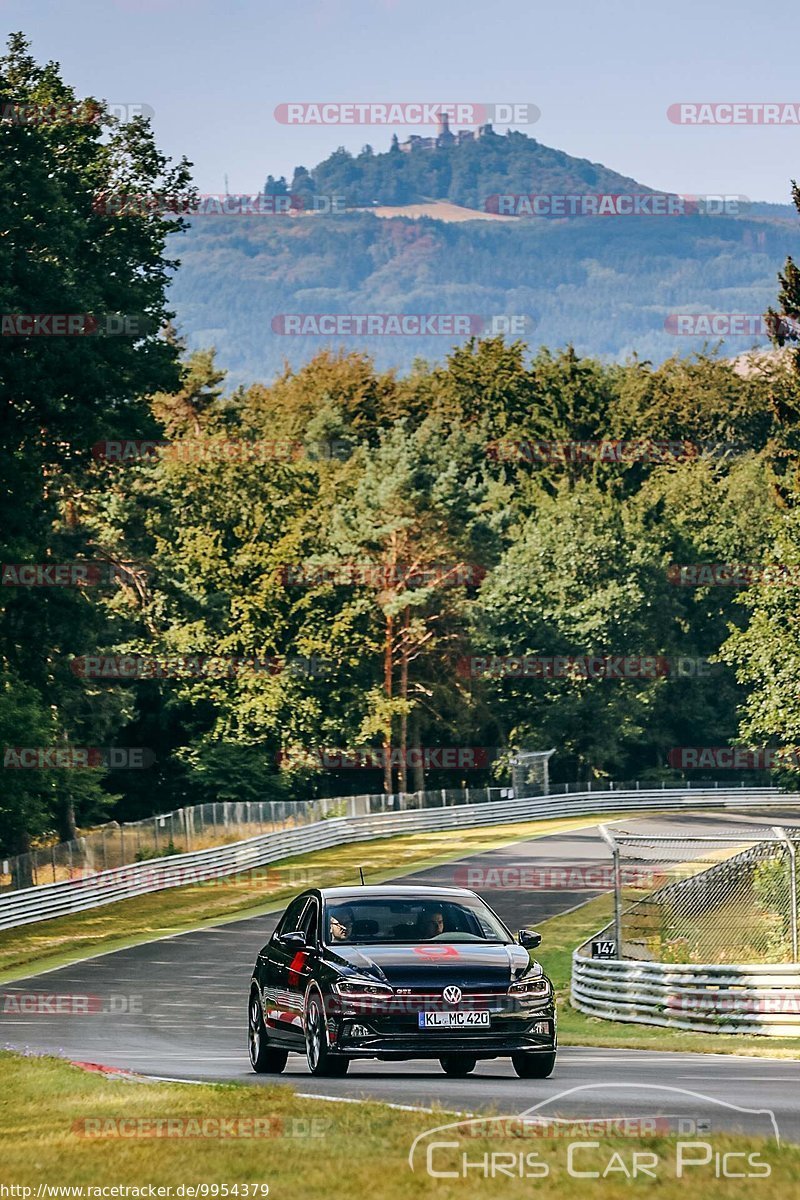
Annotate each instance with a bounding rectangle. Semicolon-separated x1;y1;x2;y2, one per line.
518;929;541;950
279;931;307;951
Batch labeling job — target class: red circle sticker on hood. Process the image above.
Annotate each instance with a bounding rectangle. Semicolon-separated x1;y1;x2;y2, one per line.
413;944;460;959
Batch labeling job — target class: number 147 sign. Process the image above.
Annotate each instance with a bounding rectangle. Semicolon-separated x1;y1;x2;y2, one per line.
591;940;617;959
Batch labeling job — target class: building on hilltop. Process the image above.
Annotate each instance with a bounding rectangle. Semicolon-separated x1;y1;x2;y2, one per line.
398;111;493;152
436;110;455;147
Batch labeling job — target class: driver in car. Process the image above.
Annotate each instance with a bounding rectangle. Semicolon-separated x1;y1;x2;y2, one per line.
416;907;445;939
329;906;354;941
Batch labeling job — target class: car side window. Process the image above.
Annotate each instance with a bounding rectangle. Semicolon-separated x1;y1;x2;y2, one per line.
274;895;309;938
300;898;319;945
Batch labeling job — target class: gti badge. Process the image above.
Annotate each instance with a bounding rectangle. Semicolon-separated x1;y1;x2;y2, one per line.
443;985;462;1006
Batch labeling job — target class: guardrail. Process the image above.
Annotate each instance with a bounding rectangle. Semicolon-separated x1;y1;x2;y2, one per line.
0;786;792;932
3;777;773;892
571;955;800;1037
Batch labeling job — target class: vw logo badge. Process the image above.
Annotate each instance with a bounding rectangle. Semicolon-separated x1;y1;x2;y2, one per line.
443;985;462;1006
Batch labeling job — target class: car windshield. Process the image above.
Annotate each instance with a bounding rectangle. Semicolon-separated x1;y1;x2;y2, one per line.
323;896;511;945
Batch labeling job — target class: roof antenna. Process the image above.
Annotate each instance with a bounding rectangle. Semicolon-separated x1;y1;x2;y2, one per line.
358;866;366;885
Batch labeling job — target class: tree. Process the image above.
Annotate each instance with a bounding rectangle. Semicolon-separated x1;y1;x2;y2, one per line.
322;418;498;791
717;180;800;767
720;508;800;771
0;33;193;848
263;174;289;197
473;482;673;778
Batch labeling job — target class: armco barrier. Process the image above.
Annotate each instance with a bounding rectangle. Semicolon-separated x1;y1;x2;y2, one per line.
0;787;792;932
571;955;800;1037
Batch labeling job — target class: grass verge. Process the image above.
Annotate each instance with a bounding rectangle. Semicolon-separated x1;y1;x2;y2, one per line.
0;1050;795;1198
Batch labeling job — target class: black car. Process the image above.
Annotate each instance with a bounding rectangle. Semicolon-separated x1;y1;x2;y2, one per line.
248;884;556;1079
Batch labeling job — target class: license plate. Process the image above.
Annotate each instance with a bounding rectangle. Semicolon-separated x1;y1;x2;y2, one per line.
418;1011;491;1028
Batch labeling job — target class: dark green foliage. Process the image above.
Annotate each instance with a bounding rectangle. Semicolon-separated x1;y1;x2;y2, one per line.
0;34;191;851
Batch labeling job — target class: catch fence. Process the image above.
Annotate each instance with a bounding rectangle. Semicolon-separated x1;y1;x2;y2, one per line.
572;822;800;1036
595;822;799;964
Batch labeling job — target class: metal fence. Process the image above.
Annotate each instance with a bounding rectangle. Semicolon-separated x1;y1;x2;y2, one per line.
0;778;772;892
0;785;791;931
596;823;799;964
0;790;513;891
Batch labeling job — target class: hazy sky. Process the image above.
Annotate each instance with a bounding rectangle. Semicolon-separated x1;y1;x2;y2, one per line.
3;0;798;202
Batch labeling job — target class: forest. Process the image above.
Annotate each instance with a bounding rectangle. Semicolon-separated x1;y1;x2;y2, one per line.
4;33;800;859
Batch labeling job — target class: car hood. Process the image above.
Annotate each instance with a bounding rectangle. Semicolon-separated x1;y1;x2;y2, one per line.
329;941;533;987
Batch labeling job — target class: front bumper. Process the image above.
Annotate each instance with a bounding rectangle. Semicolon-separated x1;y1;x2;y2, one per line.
327;994;556;1057
335;1034;555;1058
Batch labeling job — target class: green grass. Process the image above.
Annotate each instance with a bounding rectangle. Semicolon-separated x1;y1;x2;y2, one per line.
0;812;620;982
0;1050;796;1198
537;894;800;1058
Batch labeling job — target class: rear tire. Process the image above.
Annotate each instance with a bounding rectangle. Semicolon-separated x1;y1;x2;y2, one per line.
439;1055;477;1077
248;992;289;1074
304;989;350;1077
512;1051;556;1079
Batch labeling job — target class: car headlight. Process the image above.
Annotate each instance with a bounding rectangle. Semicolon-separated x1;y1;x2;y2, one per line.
508;976;551;1000
333;978;393;999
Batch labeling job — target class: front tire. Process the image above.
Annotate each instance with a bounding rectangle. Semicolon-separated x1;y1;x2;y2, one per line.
439;1055;477;1077
512;1050;556;1079
248;991;288;1074
304;989;350;1077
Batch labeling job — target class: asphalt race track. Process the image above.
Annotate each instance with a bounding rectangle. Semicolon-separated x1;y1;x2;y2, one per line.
2;808;799;1142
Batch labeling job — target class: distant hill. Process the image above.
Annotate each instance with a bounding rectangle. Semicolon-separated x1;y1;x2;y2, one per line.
282;128;655;212
168;133;798;387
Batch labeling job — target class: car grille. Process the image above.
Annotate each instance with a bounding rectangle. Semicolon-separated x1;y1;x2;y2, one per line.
384;989;508;1010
